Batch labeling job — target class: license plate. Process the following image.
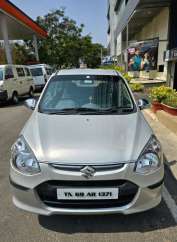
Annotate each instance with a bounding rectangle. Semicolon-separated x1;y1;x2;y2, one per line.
57;188;119;200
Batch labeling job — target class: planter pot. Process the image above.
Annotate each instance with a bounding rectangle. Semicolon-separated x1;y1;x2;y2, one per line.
162;103;177;116
151;101;162;113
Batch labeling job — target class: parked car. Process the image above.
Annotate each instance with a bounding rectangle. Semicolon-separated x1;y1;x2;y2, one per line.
0;65;35;104
10;69;164;215
28;64;53;91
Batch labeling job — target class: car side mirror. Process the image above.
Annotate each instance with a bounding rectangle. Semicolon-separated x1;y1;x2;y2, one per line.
24;98;36;110
138;98;150;110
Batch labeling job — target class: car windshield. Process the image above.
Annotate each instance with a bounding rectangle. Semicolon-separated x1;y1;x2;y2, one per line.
30;68;43;77
38;75;135;114
0;68;4;80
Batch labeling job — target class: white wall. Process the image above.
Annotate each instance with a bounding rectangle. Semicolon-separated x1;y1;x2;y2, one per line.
116;33;122;56
108;0;127;56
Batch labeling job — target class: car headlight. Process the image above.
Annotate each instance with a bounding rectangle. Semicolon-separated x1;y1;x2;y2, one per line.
11;136;40;175
135;135;162;174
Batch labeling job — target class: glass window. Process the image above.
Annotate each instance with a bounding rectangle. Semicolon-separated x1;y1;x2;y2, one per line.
30;68;43;77
25;67;31;76
39;75;135;114
0;68;4;80
5;67;14;79
16;68;25;77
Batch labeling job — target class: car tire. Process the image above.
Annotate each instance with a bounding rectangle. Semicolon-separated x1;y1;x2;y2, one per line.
29;87;34;97
12;92;19;104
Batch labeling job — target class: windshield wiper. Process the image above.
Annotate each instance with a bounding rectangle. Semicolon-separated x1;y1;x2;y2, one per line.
43;107;100;115
80;107;121;115
40;107;134;115
85;107;134;115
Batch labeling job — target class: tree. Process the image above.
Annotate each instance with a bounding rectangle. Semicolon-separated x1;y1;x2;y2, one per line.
34;9;83;67
12;43;36;64
80;36;107;68
0;48;6;64
3;9;106;67
34;9;107;68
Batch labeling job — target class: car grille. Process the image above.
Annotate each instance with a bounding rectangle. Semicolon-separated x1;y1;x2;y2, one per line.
36;180;138;209
48;163;125;172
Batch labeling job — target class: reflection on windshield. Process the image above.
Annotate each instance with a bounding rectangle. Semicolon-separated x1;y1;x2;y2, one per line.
38;75;134;114
0;68;3;81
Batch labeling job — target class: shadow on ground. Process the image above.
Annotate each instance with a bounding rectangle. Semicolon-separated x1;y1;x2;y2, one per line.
0;94;40;109
38;200;175;234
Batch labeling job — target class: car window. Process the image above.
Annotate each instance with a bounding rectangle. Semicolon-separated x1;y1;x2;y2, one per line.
5;67;14;79
30;68;43;77
25;67;31;76
16;67;25;77
119;81;134;108
39;75;135;113
0;68;4;80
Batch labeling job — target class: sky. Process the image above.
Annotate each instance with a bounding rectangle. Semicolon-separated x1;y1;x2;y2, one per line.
11;0;107;46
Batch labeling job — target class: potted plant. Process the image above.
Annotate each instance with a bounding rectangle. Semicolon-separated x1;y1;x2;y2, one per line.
149;86;174;113
162;93;177;116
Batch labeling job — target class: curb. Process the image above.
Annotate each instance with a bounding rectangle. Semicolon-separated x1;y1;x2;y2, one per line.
143;109;158;121
143;109;177;181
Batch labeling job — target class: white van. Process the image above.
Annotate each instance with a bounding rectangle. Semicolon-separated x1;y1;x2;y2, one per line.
28;64;53;91
0;65;35;104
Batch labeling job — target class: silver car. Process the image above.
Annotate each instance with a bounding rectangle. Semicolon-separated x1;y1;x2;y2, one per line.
10;69;164;215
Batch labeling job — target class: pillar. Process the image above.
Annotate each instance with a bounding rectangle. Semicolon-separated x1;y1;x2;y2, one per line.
126;24;129;72
33;35;39;62
1;15;12;64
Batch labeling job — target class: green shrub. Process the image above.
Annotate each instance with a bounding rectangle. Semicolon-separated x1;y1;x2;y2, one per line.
163;93;177;108
149;86;175;103
130;83;144;92
123;73;132;82
100;65;124;73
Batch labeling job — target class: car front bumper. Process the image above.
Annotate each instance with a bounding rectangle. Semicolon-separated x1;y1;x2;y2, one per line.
34;84;45;91
10;162;164;215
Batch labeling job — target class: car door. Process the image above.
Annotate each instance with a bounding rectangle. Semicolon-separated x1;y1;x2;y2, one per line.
30;67;44;86
24;67;33;92
4;66;16;99
16;67;26;95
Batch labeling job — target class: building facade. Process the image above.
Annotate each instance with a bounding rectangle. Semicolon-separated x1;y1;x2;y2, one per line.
107;0;177;89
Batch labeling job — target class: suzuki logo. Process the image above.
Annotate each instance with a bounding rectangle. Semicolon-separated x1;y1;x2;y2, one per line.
80;166;96;179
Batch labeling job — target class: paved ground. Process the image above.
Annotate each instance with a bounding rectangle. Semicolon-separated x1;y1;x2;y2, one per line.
1;100;177;242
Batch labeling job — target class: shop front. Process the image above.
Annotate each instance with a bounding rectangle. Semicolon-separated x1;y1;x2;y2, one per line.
127;39;159;78
165;49;177;90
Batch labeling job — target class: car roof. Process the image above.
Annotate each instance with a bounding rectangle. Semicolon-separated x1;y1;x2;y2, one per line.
28;64;52;68
0;65;29;68
57;69;118;76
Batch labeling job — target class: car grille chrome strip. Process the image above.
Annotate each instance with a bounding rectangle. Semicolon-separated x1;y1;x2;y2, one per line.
48;163;125;172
